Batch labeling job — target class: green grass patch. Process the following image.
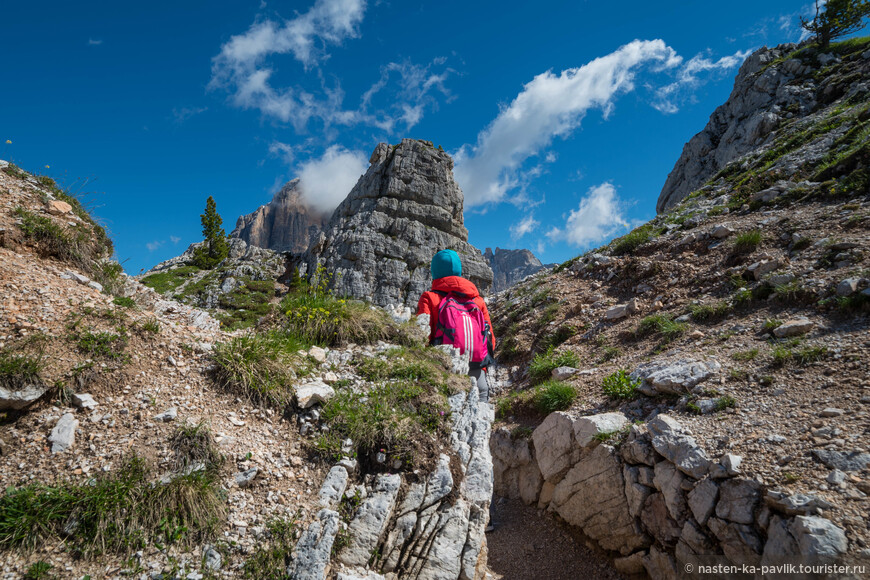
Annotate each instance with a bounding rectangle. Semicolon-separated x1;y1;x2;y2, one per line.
732;230;763;254
112;296;136;308
762;319;783;333
139;266;200;295
772;343;828;366
689;302;731;322
242;517;298;579
731;349;759;362
534;380;577;414
0;455;225;556
314;377;450;469
74;330;128;360
636;314;687;342
23;561;56;580
211;331;307;408
715;395;737;411
602;369;640;400
539;324;577;351
529;347;580;385
612;224;664;256
0;348;44;392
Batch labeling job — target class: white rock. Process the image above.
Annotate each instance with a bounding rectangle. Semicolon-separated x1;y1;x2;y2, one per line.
71;393;98;410
836;278;859;297
234;468;258;488
295;380;335;408
711;224;734;239
772;317;814;338
49;413;78;453
605;304;629;320
154;407;178;422
550;366;578;381
308;346;328;363
318;465;349;509
573;412;629;448
647;414;710;479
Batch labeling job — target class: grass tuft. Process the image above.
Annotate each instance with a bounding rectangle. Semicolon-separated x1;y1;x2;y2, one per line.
689;302;731;322
534;380;577;414
732;230;763;254
242;517;298;580
529;348;580;385
602;369;640;399
612;224;663;256
636;314;687;342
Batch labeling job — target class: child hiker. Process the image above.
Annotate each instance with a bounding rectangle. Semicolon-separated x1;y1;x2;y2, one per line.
416;249;496;402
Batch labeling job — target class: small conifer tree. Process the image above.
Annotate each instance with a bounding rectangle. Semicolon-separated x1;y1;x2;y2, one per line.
192;196;229;269
801;0;870;48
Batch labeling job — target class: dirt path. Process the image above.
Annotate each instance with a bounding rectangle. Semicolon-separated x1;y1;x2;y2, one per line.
485;499;627;580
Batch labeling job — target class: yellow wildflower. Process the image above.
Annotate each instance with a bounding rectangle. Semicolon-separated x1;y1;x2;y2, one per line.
4;140;10;145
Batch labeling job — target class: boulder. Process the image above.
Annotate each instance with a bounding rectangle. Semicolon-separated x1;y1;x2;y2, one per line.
551;366;579;381
687;478;719;525
707;517;763;566
647;415;711;479
762;515;848;567
296;381;335;408
711;224;734;238
0;382;48;410
71;393;98;410
836;278;860;297
290;509;340;580
772;317;814;338
234;468;259;488
49;413;78;453
47;200;73;215
653;460;689;523
573;412;629;448
531;412;578;483
811;449;870;472
715;478;761;525
631;359;721;396
605;304;629;320
318;466;349;509
552;444;648;555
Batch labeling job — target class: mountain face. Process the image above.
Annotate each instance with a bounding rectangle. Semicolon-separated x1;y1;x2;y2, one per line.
658;40;870;212
302;139;493;307
484;247;547;293
230;179;327;253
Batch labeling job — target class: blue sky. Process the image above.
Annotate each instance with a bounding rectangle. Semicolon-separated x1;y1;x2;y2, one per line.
0;0;819;273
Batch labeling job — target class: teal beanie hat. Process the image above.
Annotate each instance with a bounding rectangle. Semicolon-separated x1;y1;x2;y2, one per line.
431;249;462;280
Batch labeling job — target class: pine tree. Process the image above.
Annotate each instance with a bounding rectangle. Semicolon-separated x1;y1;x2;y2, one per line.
801;0;870;48
192;196;229;269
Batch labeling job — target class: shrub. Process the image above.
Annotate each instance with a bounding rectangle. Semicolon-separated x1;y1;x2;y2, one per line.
211;332;304;407
534;380;577;414
636;314;686;342
315;378;450;468
0;455;225;556
715;395;737;411
689;302;731;322
281;266;399;347
602;369;640;399
732;230;763;254
529;347;580;385
0;349;44;391
112;296;136;308
612;224;663;256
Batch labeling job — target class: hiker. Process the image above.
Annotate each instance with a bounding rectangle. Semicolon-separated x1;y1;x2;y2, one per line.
416;249;496;402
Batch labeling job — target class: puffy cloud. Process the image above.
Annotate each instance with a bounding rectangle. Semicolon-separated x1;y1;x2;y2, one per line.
297;145;367;214
454;39;681;208
146;240;164;252
652;49;751;114
210;0;366;128
546;183;628;247
509;214;539;240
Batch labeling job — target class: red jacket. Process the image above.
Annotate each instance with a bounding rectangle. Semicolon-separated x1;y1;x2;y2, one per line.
416;276;496;349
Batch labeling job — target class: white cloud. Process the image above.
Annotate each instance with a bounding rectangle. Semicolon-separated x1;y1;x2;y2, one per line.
546;183;628;247
509;214;539;240
170;235;181;244
88;38;103;46
454;39;681;208
297;145;367;214
146;240;164;251
269;141;300;164
210;0;366;128
172;106;208;123
652;49;751;114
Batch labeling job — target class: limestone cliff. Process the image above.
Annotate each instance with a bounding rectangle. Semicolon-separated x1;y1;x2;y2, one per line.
658;40;870;212
484;247;548;293
230;179;327;253
303;139;493;307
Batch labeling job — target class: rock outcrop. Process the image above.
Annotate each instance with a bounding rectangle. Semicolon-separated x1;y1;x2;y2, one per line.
230;179;328;253
658;41;870;212
483;247;548;293
302;139;493;307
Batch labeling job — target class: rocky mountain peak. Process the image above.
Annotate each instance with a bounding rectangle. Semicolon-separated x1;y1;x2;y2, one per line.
658;40;870;212
484;247;548;293
230;178;328;253
302;138;493;306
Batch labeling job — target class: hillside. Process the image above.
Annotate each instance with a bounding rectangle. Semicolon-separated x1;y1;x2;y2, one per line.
489;37;870;578
0;162;493;579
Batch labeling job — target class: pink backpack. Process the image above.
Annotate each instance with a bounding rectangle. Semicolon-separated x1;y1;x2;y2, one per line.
432;291;495;368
